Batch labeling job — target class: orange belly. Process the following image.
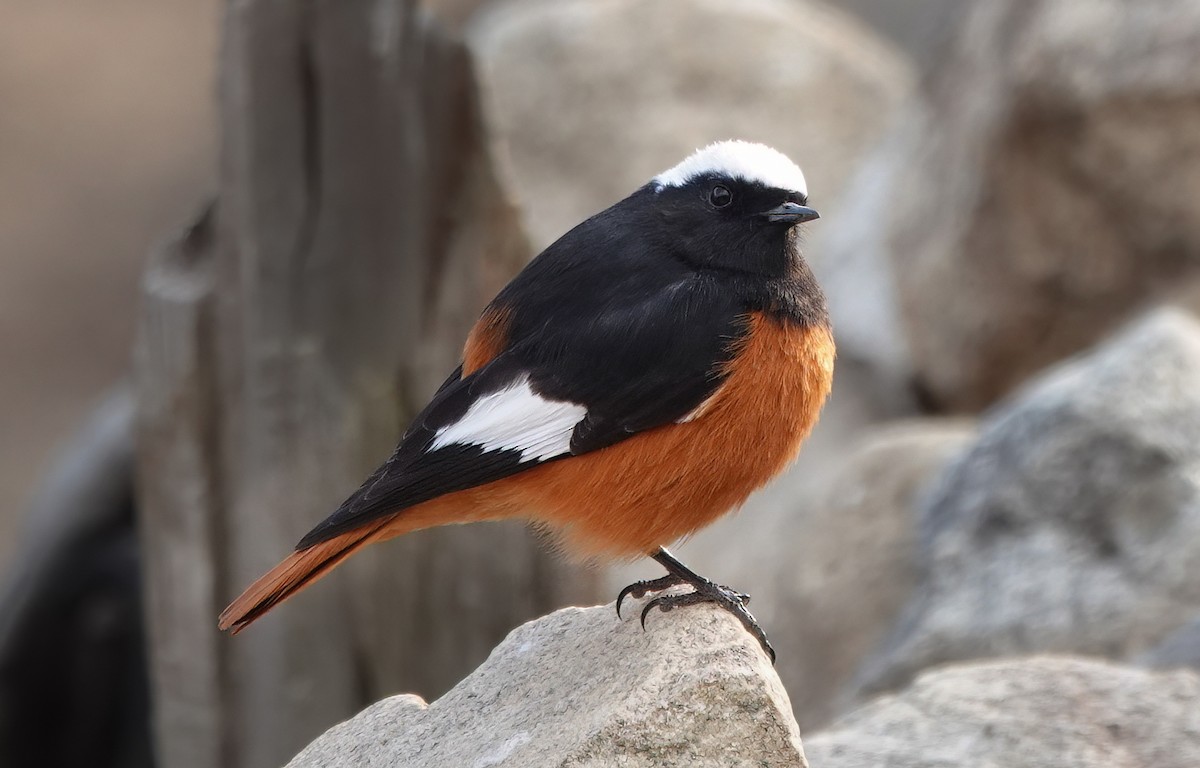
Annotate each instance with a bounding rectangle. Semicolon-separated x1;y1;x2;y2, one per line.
412;312;835;560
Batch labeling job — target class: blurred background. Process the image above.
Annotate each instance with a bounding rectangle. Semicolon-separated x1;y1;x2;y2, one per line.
3;0;1200;767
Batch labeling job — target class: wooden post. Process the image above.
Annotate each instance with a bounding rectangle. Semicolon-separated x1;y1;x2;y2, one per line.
134;3;598;767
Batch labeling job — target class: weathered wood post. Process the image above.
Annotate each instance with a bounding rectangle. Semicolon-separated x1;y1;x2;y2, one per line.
134;3;598;767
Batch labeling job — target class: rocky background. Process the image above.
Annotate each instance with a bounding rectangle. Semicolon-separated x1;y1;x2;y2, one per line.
4;0;1200;767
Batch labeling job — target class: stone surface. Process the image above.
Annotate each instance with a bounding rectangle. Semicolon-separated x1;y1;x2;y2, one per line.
422;0;491;29
811;112;921;390
286;603;805;768
1140;617;1200;671
470;0;913;252
772;420;974;729
807;657;1200;768
825;0;968;69
845;0;1200;410
851;309;1200;699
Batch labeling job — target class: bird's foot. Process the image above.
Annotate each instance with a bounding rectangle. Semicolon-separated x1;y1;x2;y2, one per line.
639;578;774;663
616;574;686;618
616;547;775;663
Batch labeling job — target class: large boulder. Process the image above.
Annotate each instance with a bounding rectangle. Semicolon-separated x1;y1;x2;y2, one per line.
830;0;1200;410
851;309;1200;699
807;657;1200;768
469;0;913;251
287;603;806;767
772;420;974;729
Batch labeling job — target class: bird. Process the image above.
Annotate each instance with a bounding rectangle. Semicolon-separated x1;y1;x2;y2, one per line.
218;140;833;661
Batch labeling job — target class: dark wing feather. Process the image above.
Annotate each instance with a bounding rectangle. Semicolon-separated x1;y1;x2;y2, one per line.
296;201;748;549
532;276;745;453
296;360;541;548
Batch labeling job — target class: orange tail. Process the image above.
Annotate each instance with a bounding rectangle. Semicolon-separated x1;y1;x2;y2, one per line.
218;523;385;634
216;490;505;633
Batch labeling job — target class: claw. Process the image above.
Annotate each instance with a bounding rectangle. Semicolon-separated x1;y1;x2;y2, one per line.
626;548;777;664
615;574;684;618
641;590;705;629
616;583;639;619
616;587;632;618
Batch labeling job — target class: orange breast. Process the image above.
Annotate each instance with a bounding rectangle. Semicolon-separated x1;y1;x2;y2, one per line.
506;312;835;559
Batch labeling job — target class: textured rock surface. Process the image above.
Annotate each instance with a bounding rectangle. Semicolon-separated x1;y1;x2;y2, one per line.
287;604;805;768
767;420;974;729
851;309;1200;699
470;0;912;251
844;0;1200;410
807;657;1200;768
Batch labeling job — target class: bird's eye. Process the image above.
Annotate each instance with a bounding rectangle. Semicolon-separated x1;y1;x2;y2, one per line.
708;184;733;208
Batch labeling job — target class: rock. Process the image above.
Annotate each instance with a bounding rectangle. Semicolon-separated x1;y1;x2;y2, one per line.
850;309;1200;700
286;603;806;768
1139;617;1200;671
469;0;913;252
810;118;923;392
772;420;974;729
846;0;1200;410
421;0;491;29
825;0;969;70
806;657;1200;768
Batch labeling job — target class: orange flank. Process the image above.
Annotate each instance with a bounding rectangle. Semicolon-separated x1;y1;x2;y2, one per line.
462;304;512;376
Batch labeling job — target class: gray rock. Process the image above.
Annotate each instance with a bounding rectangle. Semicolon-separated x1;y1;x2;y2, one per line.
470;0;913;252
825;0;968;69
1139;617;1200;671
843;0;1200;410
851;309;1200;699
807;656;1200;768
421;0;491;29
286;603;806;768
768;420;974;729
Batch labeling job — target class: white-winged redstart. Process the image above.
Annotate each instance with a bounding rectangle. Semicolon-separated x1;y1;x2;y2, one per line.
218;140;833;660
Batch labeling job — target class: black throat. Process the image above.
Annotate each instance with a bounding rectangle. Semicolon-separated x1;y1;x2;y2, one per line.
718;230;829;328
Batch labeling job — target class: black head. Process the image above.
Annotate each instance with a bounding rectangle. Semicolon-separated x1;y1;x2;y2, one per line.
640;140;819;278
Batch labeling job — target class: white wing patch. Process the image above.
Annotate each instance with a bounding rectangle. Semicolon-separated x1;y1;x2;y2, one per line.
430;377;587;462
653;140;808;196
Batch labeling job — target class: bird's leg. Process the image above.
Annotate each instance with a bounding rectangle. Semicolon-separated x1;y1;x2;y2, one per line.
617;547;775;663
614;549;748;618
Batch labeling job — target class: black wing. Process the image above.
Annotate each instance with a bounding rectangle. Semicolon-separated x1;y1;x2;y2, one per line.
297;203;747;548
